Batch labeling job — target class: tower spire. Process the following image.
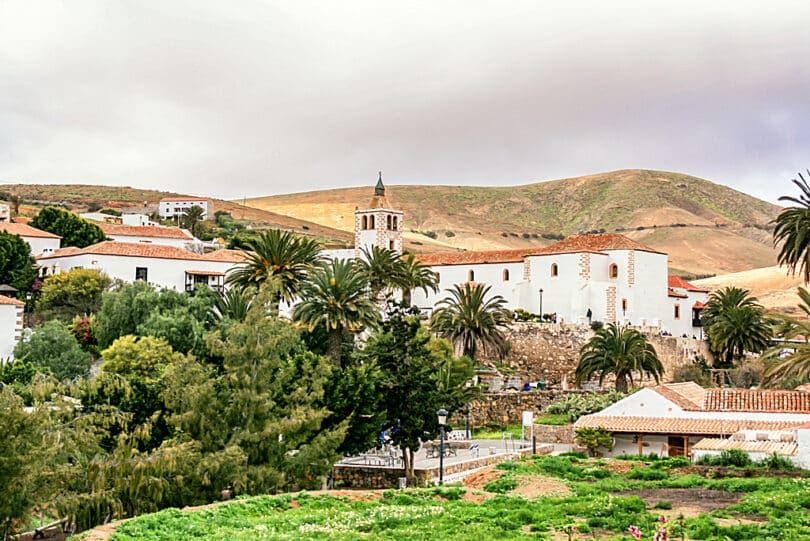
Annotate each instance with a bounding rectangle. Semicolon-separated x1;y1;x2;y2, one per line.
375;171;385;196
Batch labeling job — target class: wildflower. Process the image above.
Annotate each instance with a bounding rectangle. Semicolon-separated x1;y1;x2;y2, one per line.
628;525;642;539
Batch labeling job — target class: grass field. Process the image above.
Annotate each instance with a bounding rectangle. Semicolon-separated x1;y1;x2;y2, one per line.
94;454;810;540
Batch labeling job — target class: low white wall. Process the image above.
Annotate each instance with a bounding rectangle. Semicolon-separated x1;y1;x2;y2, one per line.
0;304;21;360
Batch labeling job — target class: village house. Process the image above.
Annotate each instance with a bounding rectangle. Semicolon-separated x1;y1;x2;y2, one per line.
0;203;10;222
158;197;212;221
574;382;810;457
93;222;199;249
0;294;25;360
0;222;62;256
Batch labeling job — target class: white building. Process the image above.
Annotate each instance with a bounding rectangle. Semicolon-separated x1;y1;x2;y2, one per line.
354;174;403;257
159;197;212;220
0;204;10;222
37;242;243;294
575;382;810;457
0;222;62;256
95;222;199;249
0;294;24;360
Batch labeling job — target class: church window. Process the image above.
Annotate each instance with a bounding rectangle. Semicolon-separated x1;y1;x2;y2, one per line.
392;216;398;229
502;269;510;281
621;298;628;313
674;304;681;320
609;263;619;279
468;269;475;282
362;215;368;229
551;263;558;277
389;240;395;250
387;215;392;230
435;272;440;282
369;215;375;229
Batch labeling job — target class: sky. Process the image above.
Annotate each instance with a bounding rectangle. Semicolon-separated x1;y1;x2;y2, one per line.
1;1;809;204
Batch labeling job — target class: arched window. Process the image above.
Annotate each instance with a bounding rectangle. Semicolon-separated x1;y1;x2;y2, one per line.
621;298;628;313
551;263;558;277
502;269;510;281
468;269;475;282
392;216;398;230
609;263;618;279
387;215;392;230
369;215;375;229
361;215;368;229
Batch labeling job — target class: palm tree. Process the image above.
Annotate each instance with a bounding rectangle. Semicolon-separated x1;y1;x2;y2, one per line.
774;171;810;282
762;287;810;387
430;283;510;360
701;287;771;366
182;205;206;237
212;286;255;322
226;229;322;305
356;246;401;302
575;323;663;392
293;259;379;368
397;253;439;307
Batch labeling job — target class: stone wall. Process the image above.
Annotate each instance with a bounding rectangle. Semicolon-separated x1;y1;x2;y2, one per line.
532;424;576;444
484;322;709;389
464;390;594;426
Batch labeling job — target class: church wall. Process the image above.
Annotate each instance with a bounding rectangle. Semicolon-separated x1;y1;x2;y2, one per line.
412;261;525;311
525;252;592;320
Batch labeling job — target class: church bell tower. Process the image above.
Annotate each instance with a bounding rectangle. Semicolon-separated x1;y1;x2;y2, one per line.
354;172;404;258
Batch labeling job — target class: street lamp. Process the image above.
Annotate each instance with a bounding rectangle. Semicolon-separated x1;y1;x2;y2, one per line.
25;292;31;328
437;408;448;485
538;288;544;318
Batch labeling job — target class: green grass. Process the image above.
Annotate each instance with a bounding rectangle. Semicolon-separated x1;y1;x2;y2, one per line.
535;413;571;426
471;423;523;440
102;455;810;540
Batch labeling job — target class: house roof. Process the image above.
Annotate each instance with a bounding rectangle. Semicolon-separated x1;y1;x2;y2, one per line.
185;269;225;276
651;383;810;413
38;241;204;261
573;415;807;435
198;249;248;263
160;197;210;203
693;301;706;309
96;222;194;240
0;222;61;239
417;249;540;266
0;294;25;306
667;288;688;298
668;275;710;293
543;233;663;255
692;437;798;456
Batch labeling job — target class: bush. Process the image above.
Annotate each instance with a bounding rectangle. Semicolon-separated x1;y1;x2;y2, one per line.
574;427;613;456
484;476;517;493
654;500;673;510
13;320;92;380
758;453;796;471
545;391;626;422
590;320;604;331
696;449;753;468
627;467;668;481
445;231;455;237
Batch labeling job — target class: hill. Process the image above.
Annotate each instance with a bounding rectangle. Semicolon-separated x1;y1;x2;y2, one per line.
693;266;805;315
243;169;782;276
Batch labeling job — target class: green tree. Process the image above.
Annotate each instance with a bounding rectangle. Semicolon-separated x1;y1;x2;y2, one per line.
356;246;401;302
212;286;255;322
701;287;771;366
293;259;379;368
774;171;810;282
575;323;663;393
181;205;205;237
397;252;439;307
226;229;322;305
35;268;111;321
574;427;614;457
14;320;92;380
0;231;36;292
30;206;106;248
96;281;160;348
430;282;510;360
7;193;22;217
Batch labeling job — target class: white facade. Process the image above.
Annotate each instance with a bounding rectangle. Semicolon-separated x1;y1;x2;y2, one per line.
0;223;61;256
0;296;24;360
0;204;10;222
798;426;810;469
159;198;212;220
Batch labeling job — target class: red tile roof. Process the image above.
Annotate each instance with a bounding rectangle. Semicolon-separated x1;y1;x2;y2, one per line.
574;415;807;435
693;301;706;309
198;249;249;263
96;222;194;240
185;269;225;276
38;241;203;261
417;248;542;266
544;233;663;255
692;438;798;456
0;294;25;306
668;275;709;293
160;197;210;203
654;382;707;409
667;288;688;298
0;222;61;239
704;389;810;413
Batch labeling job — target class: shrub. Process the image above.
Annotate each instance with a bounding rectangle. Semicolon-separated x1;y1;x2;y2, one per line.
521;233;530;239
654;500;673;510
574;427;613;456
445;231;455;237
545;391;626;422
484;476;517;493
627;467;668;481
758;453;796;471
697;449;753;468
590;320;604;331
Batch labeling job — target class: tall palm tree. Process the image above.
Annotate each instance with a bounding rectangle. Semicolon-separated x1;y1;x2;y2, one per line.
430;283;510;360
575;323;663;392
212;286;255;322
774;171;810;282
226;229;323;305
762;287;810;387
356;246;401;302
182;205;206;237
397;253;439;307
702;287;771;366
293;259;379;368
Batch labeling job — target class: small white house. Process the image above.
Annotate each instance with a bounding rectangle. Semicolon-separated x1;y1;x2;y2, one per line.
0;222;62;256
0;294;24;360
575;382;810;457
159;197;212;220
0;204;10;222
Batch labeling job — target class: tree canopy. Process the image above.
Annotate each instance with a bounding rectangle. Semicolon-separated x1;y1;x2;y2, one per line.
36;268;111;322
30;207;106;248
0;231;36;292
14;320;92;381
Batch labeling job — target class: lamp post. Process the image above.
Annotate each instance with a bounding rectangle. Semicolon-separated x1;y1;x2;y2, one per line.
538;288;544;318
25;292;31;328
437;408;448;485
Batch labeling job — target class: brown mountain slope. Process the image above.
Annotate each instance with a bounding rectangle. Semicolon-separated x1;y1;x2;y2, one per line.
693;267;804;315
243;169;782;276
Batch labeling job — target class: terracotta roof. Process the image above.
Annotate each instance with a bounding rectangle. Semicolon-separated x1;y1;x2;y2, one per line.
0;222;61;239
668;275;709;293
96;222;194;240
692;437;798;456
543;233;664;255
417;248;543;266
0;294;25;306
654;382;707;410
198;249;249;263
693;301;705;309
574;415;807;435
704;389;810;413
185;269;225;276
160;197;210;203
668;288;688;298
37;241;203;261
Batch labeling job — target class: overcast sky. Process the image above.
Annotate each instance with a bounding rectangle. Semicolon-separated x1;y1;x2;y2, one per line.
1;1;808;203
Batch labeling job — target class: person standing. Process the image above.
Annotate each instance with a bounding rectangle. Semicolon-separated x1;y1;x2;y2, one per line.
586;308;592;324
